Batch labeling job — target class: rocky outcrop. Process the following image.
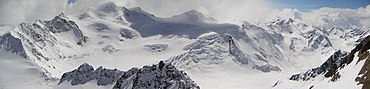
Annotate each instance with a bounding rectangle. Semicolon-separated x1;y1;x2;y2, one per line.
290;50;348;81
144;44;168;52
58;63;123;86
253;64;281;72
59;62;199;89
0;32;26;57
120;28;141;39
45;14;78;33
336;35;370;89
113;61;199;89
303;27;333;51
290;35;370;89
225;34;250;65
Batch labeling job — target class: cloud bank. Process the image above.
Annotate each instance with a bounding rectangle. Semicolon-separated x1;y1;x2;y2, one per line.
0;0;369;29
0;0;68;25
302;5;370;28
121;0;271;23
64;0;271;23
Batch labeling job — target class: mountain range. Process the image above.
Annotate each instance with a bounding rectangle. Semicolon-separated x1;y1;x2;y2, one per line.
0;2;369;89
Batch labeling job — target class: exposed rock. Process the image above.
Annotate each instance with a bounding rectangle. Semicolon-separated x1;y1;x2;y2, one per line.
290;35;370;89
45;14;88;45
336;35;370;89
144;44;168;52
59;62;199;89
0;32;26;57
120;28;141;39
58;63;123;86
102;45;120;54
290;50;348;81
89;23;110;31
113;61;200;89
253;64;281;72
226;34;249;65
303;28;333;51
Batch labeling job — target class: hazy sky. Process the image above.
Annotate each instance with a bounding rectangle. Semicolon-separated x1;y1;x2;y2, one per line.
272;0;370;11
1;0;369;25
68;0;370;11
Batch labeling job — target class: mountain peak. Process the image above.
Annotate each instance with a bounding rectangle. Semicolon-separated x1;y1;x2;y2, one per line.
168;10;216;23
182;10;204;17
128;7;154;16
98;2;118;13
57;13;69;20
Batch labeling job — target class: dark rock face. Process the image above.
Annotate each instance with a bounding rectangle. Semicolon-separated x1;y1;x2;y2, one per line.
45;14;79;33
44;14;88;45
98;2;118;14
290;50;348;81
59;62;199;89
58;63;123;86
144;44;168;52
113;61;200;89
290;35;370;89
253;64;281;72
338;35;370;89
102;45;120;54
226;35;249;65
303;28;333;51
89;23;110;31
120;28;141;39
0;33;26;57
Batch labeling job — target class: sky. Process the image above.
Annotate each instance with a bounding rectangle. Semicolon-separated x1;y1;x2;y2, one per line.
272;0;370;11
0;0;369;25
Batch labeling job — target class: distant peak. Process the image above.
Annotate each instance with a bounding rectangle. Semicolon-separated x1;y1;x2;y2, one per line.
183;10;203;16
168;9;216;23
57;13;69;19
77;63;93;70
129;7;146;13
125;7;155;16
50;13;71;22
177;10;208;19
98;2;118;13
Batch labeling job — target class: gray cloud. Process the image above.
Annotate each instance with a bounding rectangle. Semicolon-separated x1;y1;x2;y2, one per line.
1;0;369;27
120;0;271;23
0;0;67;25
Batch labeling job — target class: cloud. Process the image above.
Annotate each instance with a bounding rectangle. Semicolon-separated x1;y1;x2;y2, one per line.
301;5;370;28
260;5;370;28
1;0;368;28
0;0;68;25
115;0;271;23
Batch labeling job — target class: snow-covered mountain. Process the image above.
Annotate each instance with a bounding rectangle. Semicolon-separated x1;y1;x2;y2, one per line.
0;1;369;89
